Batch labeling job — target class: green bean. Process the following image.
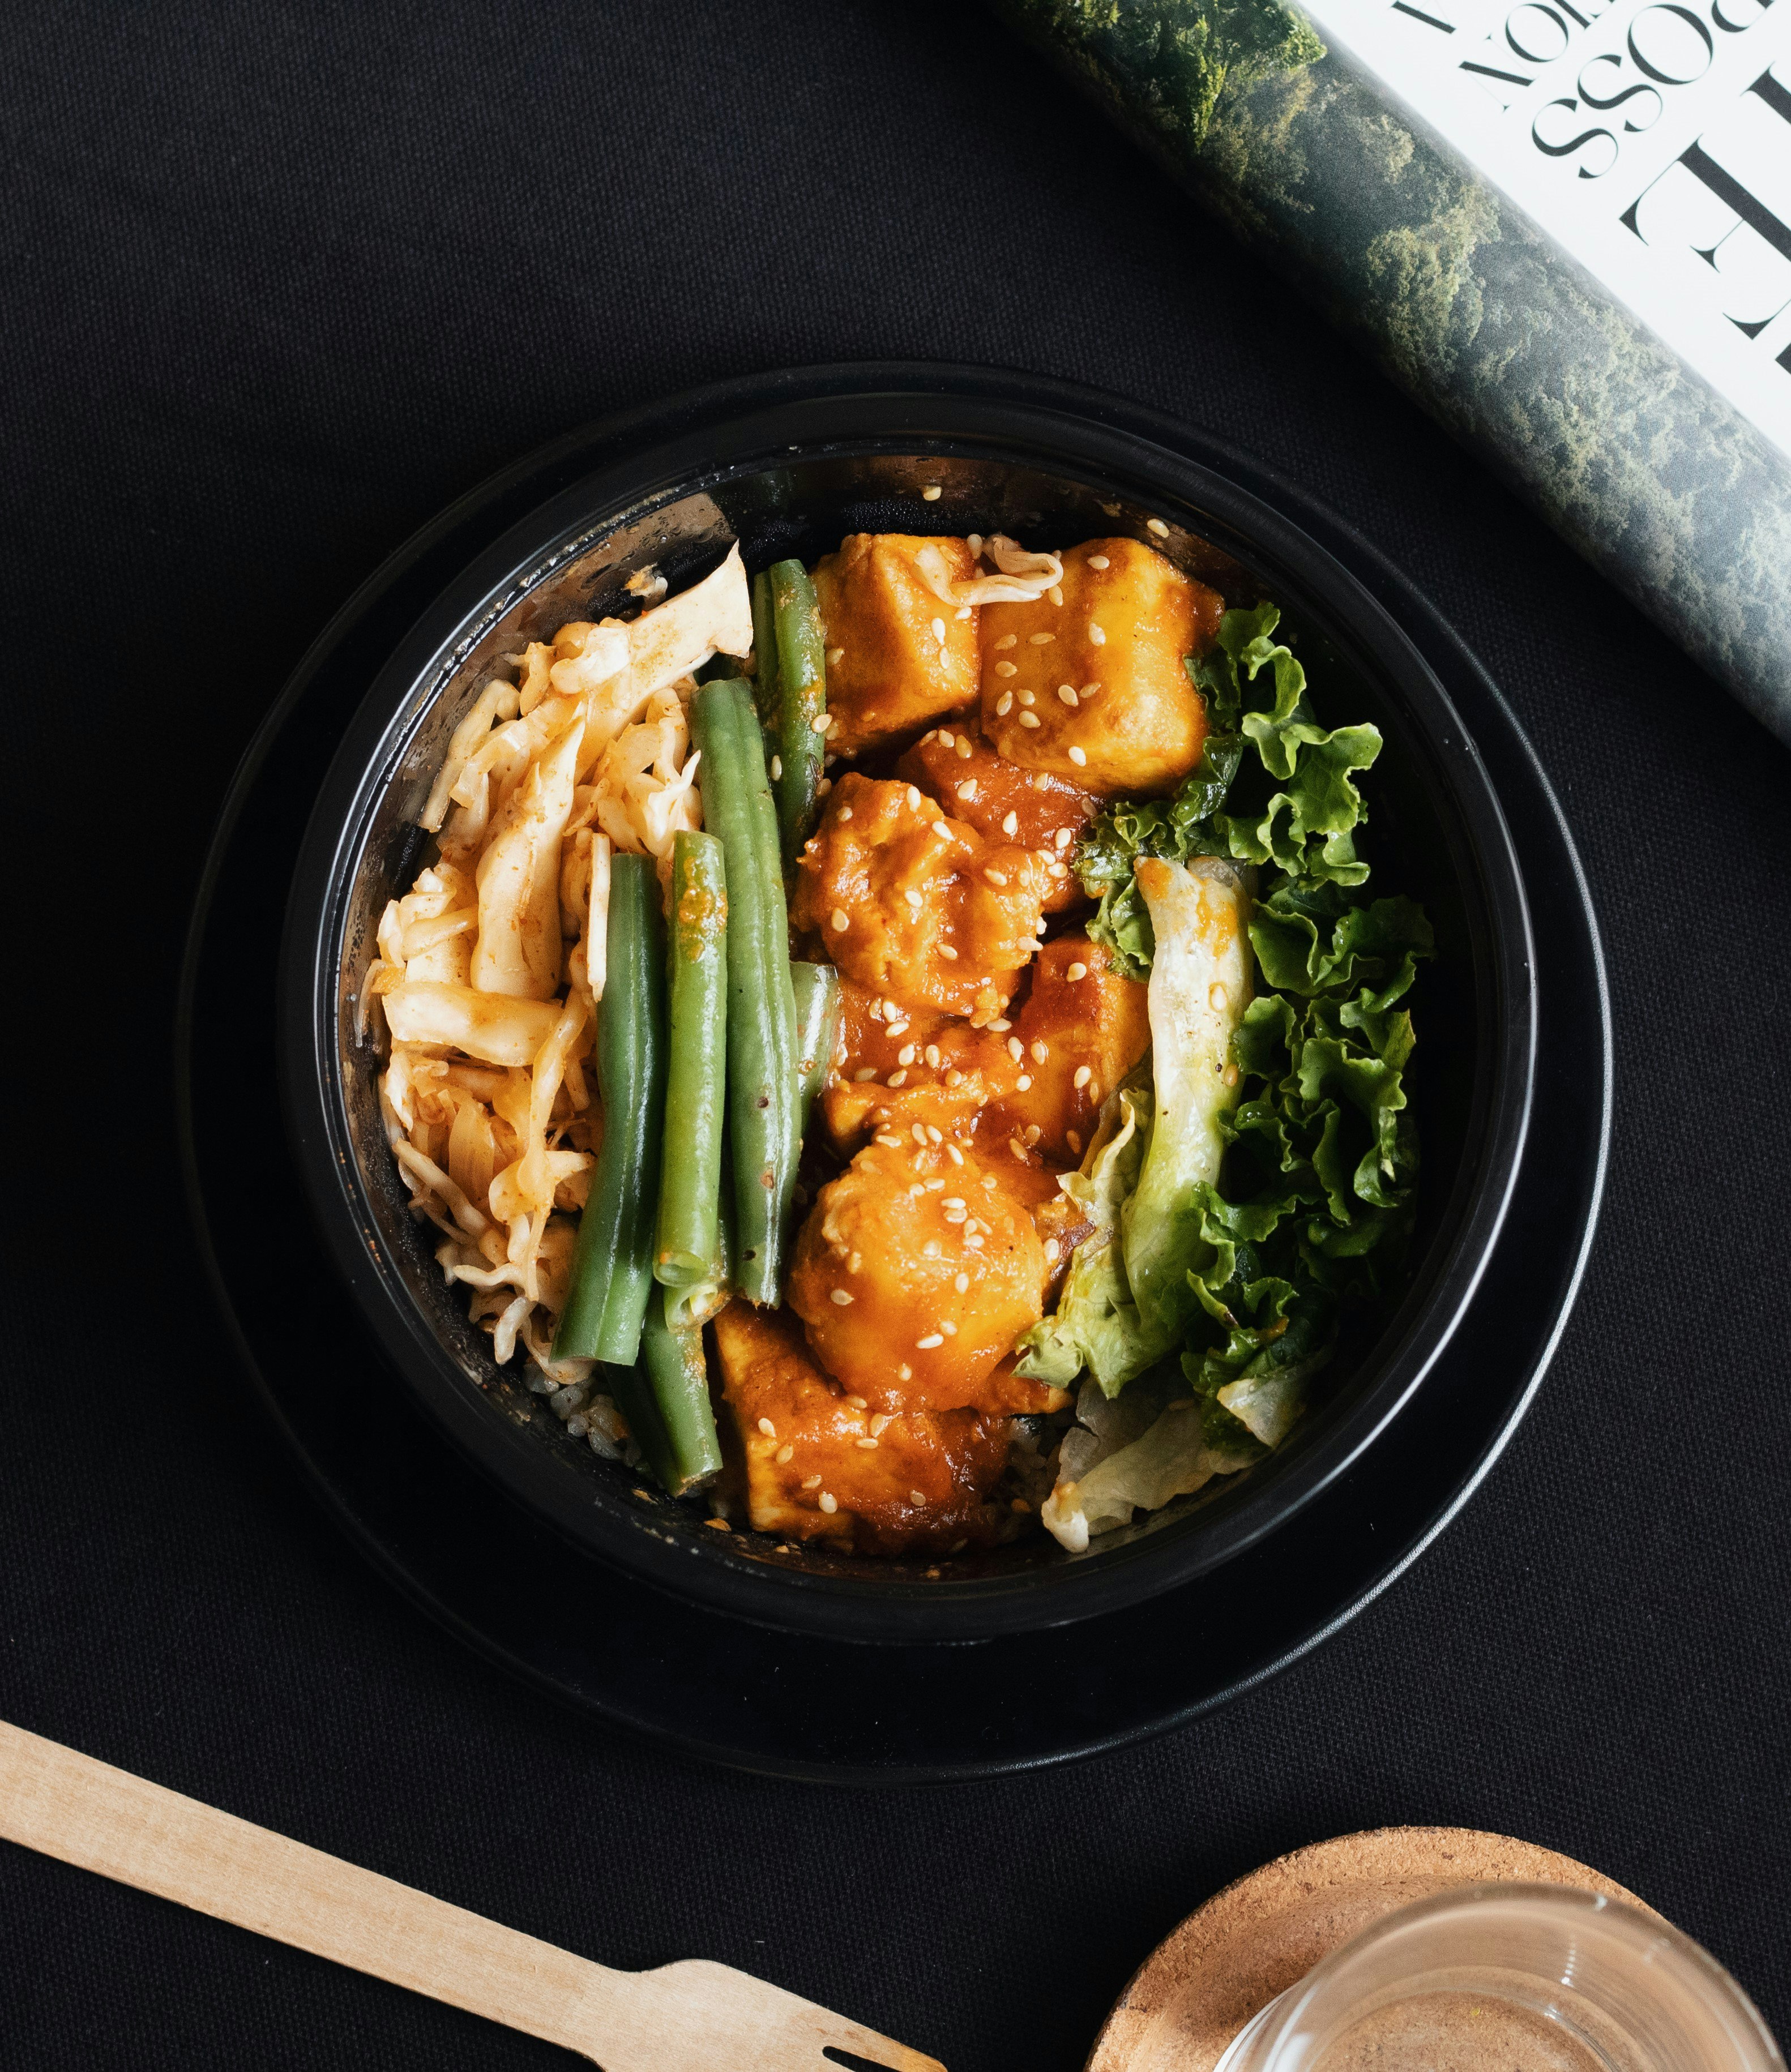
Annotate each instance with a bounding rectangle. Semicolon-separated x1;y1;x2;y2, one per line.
552;853;668;1366
638;1286;723;1495
790;960;841;1141
749;569;781;733
654;830;729;1292
691;679;800;1305
769;558;828;861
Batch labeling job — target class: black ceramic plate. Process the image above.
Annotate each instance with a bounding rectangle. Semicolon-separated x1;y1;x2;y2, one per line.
179;366;1609;1781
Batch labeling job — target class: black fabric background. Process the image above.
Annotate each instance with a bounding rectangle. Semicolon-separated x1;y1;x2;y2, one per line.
4;3;1788;2066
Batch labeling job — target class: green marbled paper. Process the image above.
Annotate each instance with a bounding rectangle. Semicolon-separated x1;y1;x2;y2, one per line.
989;0;1791;743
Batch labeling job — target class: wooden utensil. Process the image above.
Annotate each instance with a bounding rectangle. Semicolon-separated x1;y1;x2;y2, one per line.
0;1719;943;2071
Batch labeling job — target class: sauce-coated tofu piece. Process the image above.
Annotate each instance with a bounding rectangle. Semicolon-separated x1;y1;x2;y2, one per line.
712;1304;1011;1554
820;990;1020;1153
896;724;1097;913
980;538;1222;797
786;1137;1051;1415
812;534;980;755
792;774;1052;1024
983;938;1151;1163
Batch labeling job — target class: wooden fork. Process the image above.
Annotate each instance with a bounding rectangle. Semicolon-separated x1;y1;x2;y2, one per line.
0;1719;944;2072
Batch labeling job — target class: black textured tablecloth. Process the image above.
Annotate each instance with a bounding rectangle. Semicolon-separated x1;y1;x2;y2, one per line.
6;4;1788;2066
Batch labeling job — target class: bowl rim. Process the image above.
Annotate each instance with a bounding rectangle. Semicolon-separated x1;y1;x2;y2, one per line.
278;369;1536;1644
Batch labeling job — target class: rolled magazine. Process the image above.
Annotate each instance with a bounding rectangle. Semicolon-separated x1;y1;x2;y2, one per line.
989;0;1791;744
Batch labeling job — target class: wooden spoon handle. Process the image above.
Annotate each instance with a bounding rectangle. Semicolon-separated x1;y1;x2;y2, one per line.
0;1719;620;2057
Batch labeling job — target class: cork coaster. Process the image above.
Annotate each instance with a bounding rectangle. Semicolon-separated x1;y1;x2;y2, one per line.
1088;1826;1650;2072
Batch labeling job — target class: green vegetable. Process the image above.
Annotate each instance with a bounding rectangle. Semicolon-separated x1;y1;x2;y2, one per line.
1076;602;1380;980
654;829;729;1292
690;678;801;1306
1033;606;1431;1521
749;570;781;732
636;1285;723;1495
553;853;668;1367
768;558;828;862
790;960;841;1137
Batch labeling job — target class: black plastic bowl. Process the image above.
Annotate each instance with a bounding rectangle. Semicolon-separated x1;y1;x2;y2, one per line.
280;376;1533;1645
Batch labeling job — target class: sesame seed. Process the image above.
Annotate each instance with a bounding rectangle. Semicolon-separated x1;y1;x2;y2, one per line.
899;1362;913;1380
917;1333;944;1348
1068;746;1087;766
955;605;972;620
1018;712;1041;729
838;805;853;821
994;631;1019;650
819;1492;839;1512
1088;554;1110;569
854;1067;879;1083
926;1125;943;1143
943;1207;967;1225
1031;1040;1049;1063
1016;1073;1032;1091
856;1436;878;1450
884;998;902;1018
939;1320;958;1337
943;1195;966;1210
776;1444;794;1463
816;776;832;797
1007;1037;1024;1060
886;1018;909;1037
1001;811;1019;837
831;907;849;932
1209;981;1229;1009
931;819;951;838
1074;1064;1093;1089
875;1132;903;1149
848;1394;869;1409
1225;1063;1241;1088
994;661;1017;679
1017;688;1036;706
803;1474;823;1489
1088;624;1106;645
925;1043;942;1067
1067;1129;1083;1154
770;753;783;780
965;1233;985;1249
984;867;1008;888
913;1494;929;1509
887;1069;908;1088
989;1016;1012;1031
1058;684;1079;706
758;1417;777;1437
939;730;955;748
954;1272;970;1292
945;1142;964;1165
1055;828;1073;850
826;646;845;666
926;1179;944;1192
849;1250;863;1273
945;1067;963;1086
956;736;973;759
905;887;923;910
1147;516;1170;537
706;1517;731;1531
922;484;942;501
1066;961;1088;981
1009;1137;1027;1159
907;785;923;809
1044;1238;1062;1263
1050;862;1067;879
939;944;958;960
995;692;1014;716
912;1124;927;1145
811;710;833;732
1029;632;1054;645
1048;584;1064;607
956;778;977;801
898;1044;916;1065
1024;1124;1041;1145
931;617;947;643
830;1287;854;1305
1081;682;1101;697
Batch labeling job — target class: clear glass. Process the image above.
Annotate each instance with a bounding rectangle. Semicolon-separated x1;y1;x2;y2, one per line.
1218;1885;1783;2072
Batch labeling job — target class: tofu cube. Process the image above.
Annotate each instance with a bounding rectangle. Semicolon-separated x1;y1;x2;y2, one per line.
812;533;980;755
979;537;1223;797
896;724;1097;913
